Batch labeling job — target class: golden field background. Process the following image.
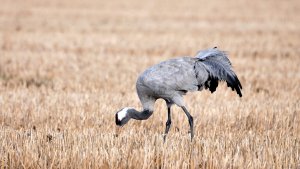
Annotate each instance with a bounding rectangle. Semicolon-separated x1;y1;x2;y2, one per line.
0;0;299;168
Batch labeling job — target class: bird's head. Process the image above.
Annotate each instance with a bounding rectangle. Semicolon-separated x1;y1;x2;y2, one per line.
115;107;132;126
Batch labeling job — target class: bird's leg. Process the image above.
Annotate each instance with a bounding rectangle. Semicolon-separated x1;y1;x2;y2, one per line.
181;106;194;141
163;106;172;142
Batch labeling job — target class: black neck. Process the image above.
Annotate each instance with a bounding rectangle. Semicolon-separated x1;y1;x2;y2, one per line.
128;109;153;120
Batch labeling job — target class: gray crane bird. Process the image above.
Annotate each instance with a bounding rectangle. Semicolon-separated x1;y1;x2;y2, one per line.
115;47;242;140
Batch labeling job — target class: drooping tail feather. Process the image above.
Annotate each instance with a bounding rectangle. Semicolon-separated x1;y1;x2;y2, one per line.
195;48;243;97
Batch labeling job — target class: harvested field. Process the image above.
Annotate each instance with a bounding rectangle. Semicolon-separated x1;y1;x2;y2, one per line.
0;0;299;168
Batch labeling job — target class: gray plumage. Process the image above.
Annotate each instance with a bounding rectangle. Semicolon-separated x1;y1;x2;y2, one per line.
115;47;242;141
136;48;242;110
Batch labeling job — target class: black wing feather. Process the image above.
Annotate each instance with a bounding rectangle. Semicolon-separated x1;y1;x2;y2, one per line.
195;48;243;97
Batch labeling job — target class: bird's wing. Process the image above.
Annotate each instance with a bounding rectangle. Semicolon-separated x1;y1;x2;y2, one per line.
194;48;243;97
138;57;199;96
170;59;200;93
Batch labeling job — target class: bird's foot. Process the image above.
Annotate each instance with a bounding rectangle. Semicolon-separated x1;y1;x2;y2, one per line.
163;134;167;143
188;130;194;141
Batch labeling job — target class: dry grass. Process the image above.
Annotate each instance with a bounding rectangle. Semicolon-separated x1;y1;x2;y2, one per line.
0;0;300;168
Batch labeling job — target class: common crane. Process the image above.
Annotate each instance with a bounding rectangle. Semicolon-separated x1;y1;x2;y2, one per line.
115;47;242;140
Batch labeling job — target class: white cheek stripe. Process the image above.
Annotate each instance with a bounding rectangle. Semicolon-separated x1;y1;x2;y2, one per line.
118;107;131;121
